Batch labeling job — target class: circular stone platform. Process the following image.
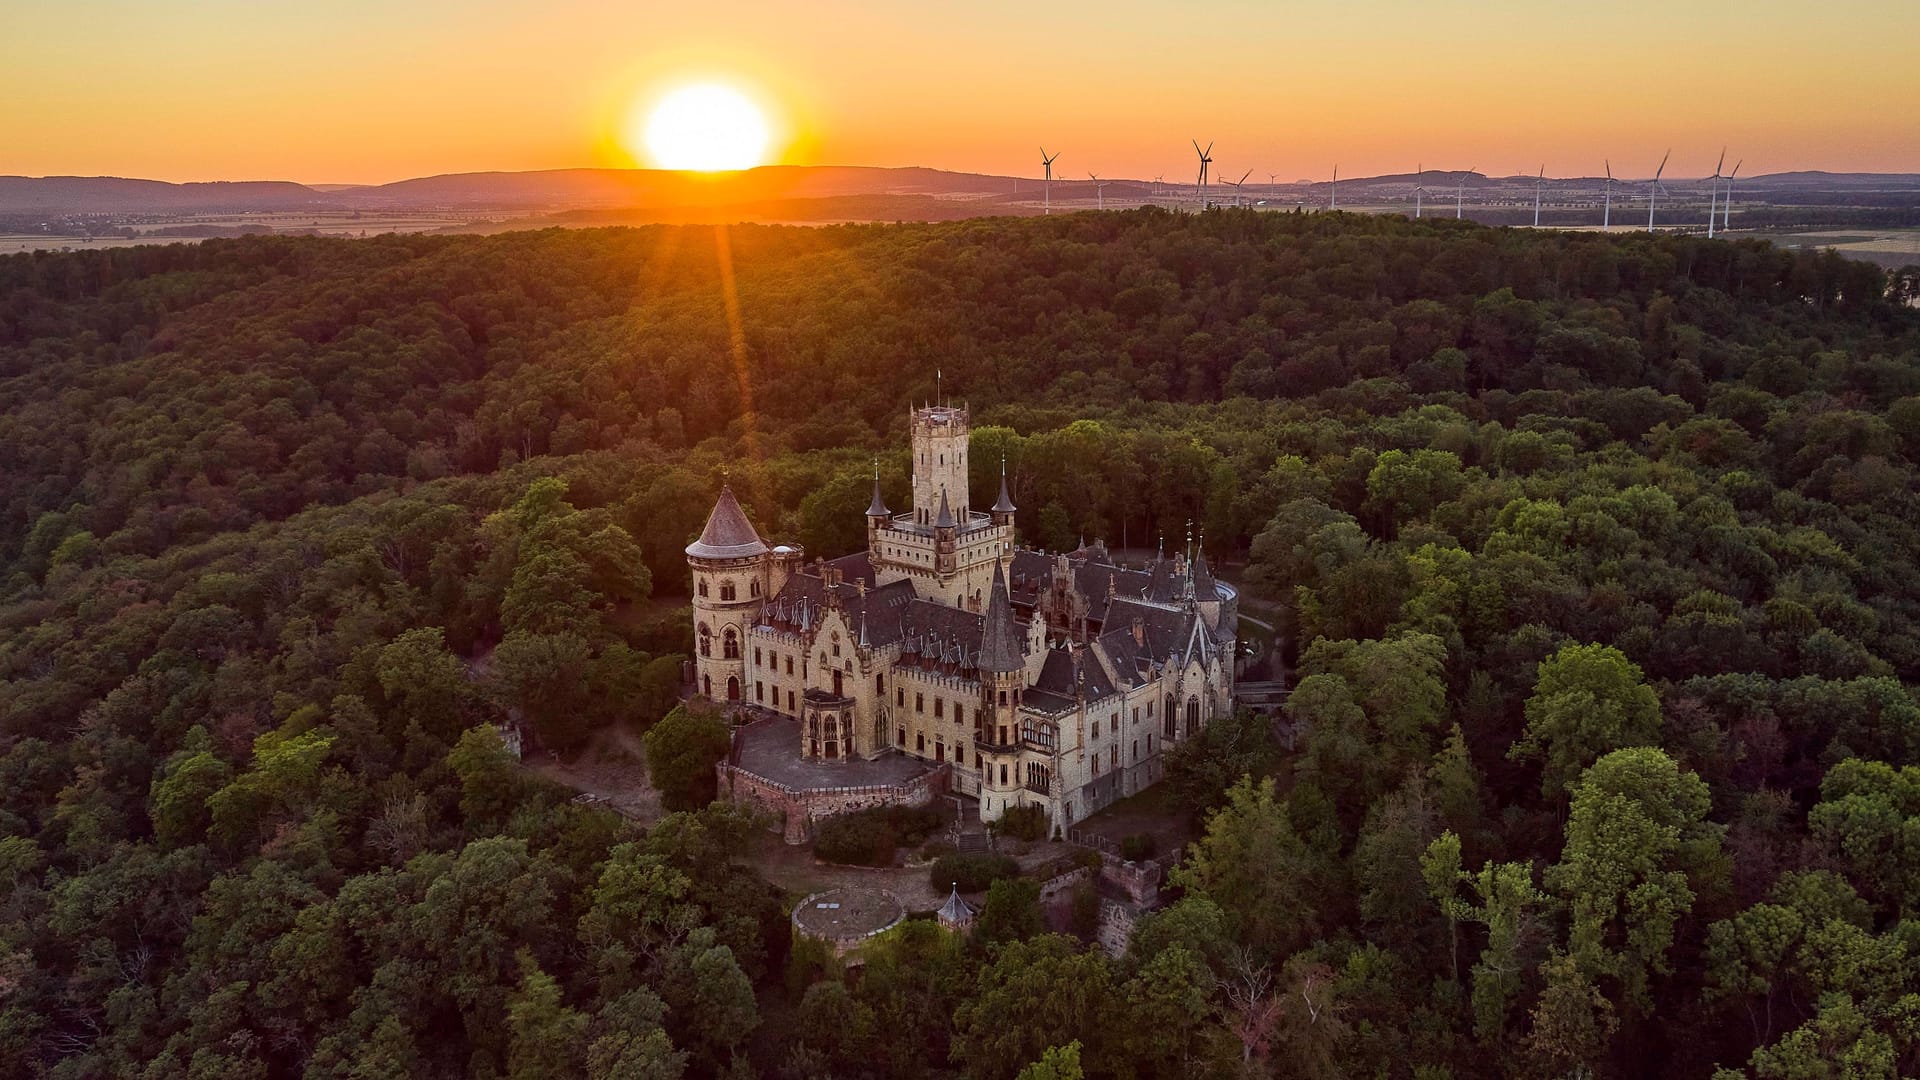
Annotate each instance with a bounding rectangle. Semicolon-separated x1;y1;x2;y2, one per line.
791;887;906;953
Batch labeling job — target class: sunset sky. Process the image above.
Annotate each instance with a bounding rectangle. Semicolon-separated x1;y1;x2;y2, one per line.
5;0;1916;185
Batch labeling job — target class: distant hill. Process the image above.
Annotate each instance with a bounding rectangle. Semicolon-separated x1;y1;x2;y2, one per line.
4;165;1917;219
340;165;1024;210
0;176;331;214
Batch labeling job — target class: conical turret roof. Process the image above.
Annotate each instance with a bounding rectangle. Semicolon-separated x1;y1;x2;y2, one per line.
936;883;976;928
978;560;1024;673
685;485;769;560
1192;548;1218;599
935;487;956;529
991;457;1016;514
867;467;890;519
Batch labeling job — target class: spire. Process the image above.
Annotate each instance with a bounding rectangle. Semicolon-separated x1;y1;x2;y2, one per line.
685;484;769;560
991;455;1017;514
936;881;976;929
978;559;1024;672
935;487;956;529
866;459;890;519
1194;532;1217;599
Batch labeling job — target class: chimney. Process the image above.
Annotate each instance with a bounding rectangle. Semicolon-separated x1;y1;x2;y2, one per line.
1132;615;1145;647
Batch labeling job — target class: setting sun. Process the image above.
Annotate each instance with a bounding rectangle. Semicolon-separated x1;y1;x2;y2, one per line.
633;83;771;172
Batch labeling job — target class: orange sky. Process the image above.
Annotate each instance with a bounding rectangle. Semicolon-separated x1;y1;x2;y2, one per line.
4;0;1916;184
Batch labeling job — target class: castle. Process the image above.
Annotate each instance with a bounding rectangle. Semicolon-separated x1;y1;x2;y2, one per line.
687;404;1237;831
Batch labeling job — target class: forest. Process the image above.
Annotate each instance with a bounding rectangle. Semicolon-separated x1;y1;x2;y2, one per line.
0;208;1917;1078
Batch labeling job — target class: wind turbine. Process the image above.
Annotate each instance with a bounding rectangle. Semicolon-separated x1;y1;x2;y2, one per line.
1329;164;1339;211
1088;172;1107;211
1456;166;1476;218
1722;160;1741;233
1603;160;1614;230
1705;148;1725;238
1413;164;1427;218
1192;140;1213;204
1040;148;1060;215
1532;165;1546;227
1646;149;1670;232
1220;169;1251;207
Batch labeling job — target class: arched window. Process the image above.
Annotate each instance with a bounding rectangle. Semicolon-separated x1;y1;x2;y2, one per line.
1163;695;1176;739
698;624;712;658
697;580;709;598
1186;697;1200;737
750;579;761;597
723;627;740;660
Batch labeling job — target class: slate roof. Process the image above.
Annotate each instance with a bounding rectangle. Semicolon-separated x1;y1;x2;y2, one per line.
1027;643;1118;709
978;561;1024;673
991;462;1017;514
685;485;768;560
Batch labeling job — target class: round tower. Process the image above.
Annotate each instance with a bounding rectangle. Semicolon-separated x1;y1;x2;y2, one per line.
686;484;769;706
975;559;1027;822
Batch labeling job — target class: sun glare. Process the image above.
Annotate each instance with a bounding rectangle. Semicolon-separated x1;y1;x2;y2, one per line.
634;83;771;172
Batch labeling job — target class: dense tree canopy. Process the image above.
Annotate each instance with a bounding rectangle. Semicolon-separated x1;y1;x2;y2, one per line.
1;208;1917;1077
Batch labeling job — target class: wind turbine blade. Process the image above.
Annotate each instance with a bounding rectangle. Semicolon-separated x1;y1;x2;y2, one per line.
1193;139;1202;156
1714;147;1726;176
1729;160;1742;180
1605;159;1612;180
1655;149;1670;180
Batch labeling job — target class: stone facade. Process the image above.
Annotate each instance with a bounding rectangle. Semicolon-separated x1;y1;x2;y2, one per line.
689;402;1238;835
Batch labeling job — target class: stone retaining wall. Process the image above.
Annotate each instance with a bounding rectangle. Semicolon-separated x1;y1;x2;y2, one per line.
719;759;951;843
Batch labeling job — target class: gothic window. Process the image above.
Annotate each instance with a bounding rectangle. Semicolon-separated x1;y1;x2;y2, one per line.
1163;696;1176;739
832;636;841;658
1020;718;1055;752
1186;697;1200;737
750;579;760;597
723;628;739;660
698;625;712;657
720;582;736;601
698;580;709;598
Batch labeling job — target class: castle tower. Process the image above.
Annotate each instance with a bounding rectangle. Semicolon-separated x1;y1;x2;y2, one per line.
686;484;769;706
911;405;970;525
976;559;1026;822
866;462;891;562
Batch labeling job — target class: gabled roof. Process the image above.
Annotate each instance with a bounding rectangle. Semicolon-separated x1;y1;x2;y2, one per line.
686;485;769;560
